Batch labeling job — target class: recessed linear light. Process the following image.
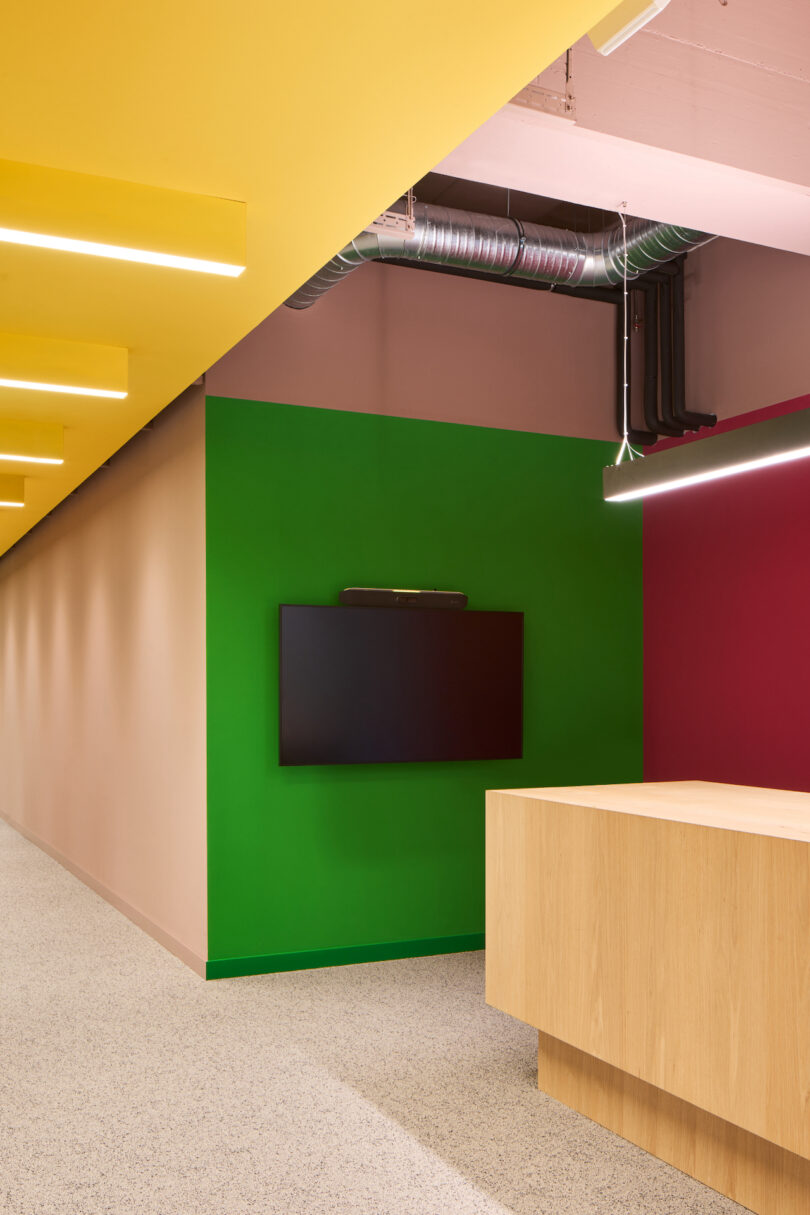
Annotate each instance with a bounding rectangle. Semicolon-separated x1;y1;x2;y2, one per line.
0;500;24;508
0;334;128;400
0;421;64;466
0;377;127;399
603;407;810;502
0;452;63;465
1;159;246;285
0;226;245;278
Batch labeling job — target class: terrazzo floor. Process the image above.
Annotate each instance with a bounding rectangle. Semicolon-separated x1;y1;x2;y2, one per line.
0;817;749;1215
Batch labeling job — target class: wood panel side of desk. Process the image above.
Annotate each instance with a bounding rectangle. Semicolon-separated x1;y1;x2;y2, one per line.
485;790;810;1160
537;1030;810;1215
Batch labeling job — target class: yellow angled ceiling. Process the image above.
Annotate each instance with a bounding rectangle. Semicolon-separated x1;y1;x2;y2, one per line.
0;0;625;555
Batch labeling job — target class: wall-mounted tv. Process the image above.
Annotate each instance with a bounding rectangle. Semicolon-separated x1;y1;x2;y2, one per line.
279;604;523;766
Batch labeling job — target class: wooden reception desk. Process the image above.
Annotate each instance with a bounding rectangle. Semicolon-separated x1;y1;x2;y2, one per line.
486;781;810;1215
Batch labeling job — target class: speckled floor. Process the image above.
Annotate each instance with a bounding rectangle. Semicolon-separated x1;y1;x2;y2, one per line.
0;818;749;1215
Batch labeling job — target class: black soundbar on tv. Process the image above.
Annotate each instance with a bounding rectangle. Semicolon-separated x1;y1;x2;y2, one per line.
339;587;467;609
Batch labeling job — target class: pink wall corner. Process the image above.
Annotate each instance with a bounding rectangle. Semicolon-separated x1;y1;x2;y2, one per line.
0;386;208;969
206;261;617;442
685;239;810;423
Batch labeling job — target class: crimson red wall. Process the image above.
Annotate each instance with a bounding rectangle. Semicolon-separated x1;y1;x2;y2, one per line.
644;393;810;791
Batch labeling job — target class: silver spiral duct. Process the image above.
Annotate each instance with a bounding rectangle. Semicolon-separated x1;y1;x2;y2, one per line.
284;203;715;309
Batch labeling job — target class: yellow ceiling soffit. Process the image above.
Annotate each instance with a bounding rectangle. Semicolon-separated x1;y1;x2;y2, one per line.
0;420;63;465
0;331;128;397
0;158;246;275
0;0;628;557
0;474;25;508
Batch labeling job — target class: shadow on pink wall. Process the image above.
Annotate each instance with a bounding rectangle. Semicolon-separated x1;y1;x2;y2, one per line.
208;239;810;444
207;261;617;441
0;387;207;971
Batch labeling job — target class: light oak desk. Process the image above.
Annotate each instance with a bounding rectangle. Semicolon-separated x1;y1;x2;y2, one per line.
486;781;810;1215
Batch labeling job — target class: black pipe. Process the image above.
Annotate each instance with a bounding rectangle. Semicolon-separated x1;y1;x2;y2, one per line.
635;264;679;283
634;280;682;437
616;294;658;447
671;260;717;430
658;276;686;435
376;258;622;304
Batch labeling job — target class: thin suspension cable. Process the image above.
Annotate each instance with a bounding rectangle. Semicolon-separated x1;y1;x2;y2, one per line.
622;211;628;443
614;206;635;465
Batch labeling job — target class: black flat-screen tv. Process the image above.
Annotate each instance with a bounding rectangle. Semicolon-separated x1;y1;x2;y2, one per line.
279;604;523;766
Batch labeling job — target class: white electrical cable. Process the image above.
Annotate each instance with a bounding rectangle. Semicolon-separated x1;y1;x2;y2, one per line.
614;206;635;466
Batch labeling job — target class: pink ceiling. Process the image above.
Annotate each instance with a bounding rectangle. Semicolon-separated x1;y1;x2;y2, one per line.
437;0;810;255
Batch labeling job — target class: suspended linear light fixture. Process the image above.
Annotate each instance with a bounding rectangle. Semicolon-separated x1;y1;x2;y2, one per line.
604;408;810;502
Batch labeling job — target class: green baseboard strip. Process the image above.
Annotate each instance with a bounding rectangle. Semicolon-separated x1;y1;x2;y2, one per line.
206;932;485;979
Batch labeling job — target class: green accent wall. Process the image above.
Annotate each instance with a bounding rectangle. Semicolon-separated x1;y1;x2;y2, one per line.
206;397;642;973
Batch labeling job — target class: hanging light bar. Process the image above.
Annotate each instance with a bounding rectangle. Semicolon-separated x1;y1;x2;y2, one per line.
603;408;810;502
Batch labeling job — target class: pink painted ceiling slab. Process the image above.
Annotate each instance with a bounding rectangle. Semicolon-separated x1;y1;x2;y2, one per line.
565;0;809;186
437;0;810;255
437;106;810;255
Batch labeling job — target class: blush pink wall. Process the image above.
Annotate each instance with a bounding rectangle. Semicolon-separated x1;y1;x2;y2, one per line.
208;241;810;444
206;261;617;441
0;387;207;972
685;239;810;423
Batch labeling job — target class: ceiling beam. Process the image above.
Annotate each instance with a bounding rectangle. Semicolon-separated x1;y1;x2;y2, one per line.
437;104;810;256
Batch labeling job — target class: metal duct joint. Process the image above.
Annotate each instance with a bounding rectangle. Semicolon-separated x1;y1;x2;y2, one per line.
284;202;715;309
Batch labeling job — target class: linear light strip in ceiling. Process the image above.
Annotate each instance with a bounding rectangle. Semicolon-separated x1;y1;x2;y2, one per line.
0;421;63;465
0;333;128;399
603;407;810;502
0;500;25;508
0;452;63;465
0;226;245;277
0;377;127;399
